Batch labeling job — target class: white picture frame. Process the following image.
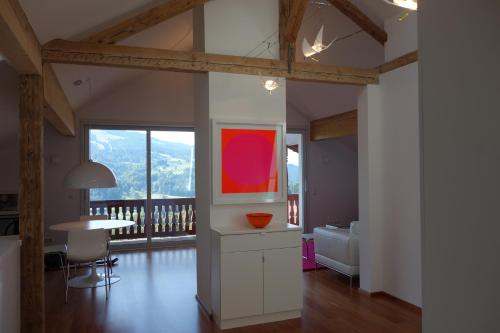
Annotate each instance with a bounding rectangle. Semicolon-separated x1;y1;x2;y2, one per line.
212;119;286;205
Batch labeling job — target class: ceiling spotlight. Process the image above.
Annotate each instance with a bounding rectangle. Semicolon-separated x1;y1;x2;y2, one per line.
384;0;417;11
73;79;83;86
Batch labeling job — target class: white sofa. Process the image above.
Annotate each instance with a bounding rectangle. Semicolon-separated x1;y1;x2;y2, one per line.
313;222;359;287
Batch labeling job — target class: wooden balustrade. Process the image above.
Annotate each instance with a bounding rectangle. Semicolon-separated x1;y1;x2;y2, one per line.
89;198;196;240
91;196;297;238
287;194;300;226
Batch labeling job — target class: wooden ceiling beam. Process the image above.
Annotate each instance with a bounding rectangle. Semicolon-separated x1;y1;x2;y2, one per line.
84;0;210;44
0;0;75;136
0;0;42;74
279;0;289;60
376;50;418;74
43;64;76;136
43;39;379;85
327;0;387;45
310;110;357;141
285;0;308;43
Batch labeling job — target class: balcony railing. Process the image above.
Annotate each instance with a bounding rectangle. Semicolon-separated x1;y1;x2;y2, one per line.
89;198;196;241
287;194;299;226
90;195;297;240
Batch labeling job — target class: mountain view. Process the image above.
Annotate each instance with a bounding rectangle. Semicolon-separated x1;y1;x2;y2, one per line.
89;129;300;201
287;162;300;194
90;130;195;201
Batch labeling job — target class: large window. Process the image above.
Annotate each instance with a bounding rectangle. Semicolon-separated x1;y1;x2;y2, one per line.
89;130;147;202
150;130;195;199
87;126;196;244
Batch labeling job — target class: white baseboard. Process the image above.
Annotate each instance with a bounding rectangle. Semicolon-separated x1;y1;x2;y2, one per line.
218;310;301;330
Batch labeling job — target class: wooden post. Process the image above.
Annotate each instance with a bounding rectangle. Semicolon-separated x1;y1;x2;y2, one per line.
18;75;45;333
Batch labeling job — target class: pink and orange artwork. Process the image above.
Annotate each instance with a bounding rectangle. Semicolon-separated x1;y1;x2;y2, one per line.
221;128;278;194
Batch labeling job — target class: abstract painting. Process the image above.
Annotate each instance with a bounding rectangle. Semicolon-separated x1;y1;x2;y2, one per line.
212;121;285;204
221;128;278;194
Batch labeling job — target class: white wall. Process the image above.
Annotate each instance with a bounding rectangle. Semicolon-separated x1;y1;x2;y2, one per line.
420;1;500;332
357;11;421;306
79;71;194;125
0;63;19;193
379;63;421;306
208;73;287;229
384;12;417;60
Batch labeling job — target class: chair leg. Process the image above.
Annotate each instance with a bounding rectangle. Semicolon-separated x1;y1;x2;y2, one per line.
104;258;108;300
107;257;111;287
59;254;66;282
108;253;113;275
65;262;70;304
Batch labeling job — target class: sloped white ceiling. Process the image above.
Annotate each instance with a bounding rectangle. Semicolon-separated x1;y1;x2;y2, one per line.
19;0;399;119
20;0;165;43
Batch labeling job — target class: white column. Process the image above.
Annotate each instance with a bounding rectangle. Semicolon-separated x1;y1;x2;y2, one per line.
194;0;286;312
357;84;384;293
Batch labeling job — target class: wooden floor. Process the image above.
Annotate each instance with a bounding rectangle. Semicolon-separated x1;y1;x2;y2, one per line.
45;247;421;333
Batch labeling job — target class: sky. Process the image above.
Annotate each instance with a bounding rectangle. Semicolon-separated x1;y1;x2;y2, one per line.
150;131;195;145
288;149;299;166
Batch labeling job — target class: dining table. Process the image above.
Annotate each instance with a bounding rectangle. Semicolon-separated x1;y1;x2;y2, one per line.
50;219;135;289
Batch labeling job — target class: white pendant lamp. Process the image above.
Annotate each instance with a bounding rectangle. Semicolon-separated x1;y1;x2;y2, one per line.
384;0;417;11
64;160;117;189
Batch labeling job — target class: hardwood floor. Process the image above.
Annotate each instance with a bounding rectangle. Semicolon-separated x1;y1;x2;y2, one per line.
45;247;421;333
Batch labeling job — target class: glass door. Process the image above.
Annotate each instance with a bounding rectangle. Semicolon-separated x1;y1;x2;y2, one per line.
286;132;304;227
150;130;196;240
88;129;149;243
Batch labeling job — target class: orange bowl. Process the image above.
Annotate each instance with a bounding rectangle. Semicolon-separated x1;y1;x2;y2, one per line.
246;213;273;228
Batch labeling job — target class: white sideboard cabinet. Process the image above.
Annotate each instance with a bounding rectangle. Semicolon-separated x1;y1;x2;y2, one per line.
211;224;302;329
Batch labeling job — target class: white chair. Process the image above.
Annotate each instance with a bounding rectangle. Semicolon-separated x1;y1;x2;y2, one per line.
80;214;113;274
44;244;67;281
65;229;110;303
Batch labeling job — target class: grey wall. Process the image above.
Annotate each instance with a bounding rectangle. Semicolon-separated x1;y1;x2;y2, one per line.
420;0;500;331
306;136;358;232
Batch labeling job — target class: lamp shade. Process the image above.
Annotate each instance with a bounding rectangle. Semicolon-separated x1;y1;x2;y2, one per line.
64;161;117;189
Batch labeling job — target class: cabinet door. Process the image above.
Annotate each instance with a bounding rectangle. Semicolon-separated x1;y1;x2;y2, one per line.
263;247;302;314
220;251;263;320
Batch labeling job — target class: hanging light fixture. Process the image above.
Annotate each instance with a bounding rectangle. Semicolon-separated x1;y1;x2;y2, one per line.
64;160;117;189
260;75;283;95
302;25;336;59
263;79;279;94
384;0;417;11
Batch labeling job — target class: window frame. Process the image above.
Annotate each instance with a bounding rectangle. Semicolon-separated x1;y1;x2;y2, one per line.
82;122;195;247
